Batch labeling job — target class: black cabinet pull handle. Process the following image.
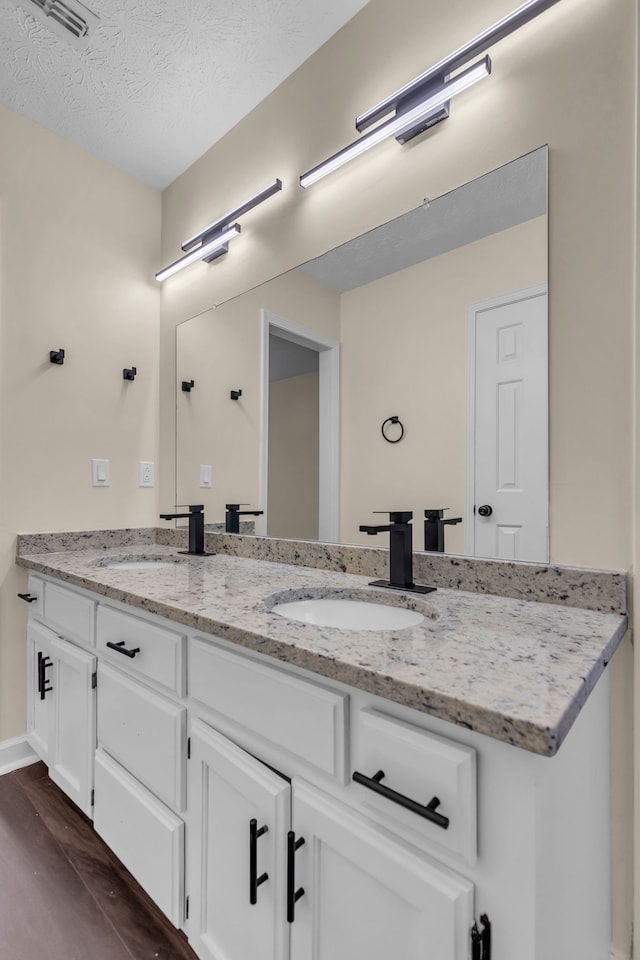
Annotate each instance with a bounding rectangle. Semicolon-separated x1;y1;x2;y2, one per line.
106;640;140;659
286;831;305;922
37;652;53;701
352;769;450;829
249;819;269;905
18;593;37;603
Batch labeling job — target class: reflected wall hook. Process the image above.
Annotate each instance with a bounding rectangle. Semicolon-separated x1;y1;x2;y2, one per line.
123;366;137;381
182;380;195;392
50;348;65;365
381;415;404;443
230;389;242;400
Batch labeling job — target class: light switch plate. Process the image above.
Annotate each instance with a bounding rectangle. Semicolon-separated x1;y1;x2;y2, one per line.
139;461;155;487
91;459;110;487
200;464;212;488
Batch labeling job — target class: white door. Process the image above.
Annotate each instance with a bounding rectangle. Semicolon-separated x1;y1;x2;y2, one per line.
48;635;96;817
187;718;290;960
467;285;548;561
26;621;55;764
290;780;474;960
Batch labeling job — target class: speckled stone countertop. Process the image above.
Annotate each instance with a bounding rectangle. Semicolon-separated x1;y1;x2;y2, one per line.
16;540;627;757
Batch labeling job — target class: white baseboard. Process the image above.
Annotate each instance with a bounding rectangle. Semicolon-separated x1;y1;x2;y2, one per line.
0;735;38;776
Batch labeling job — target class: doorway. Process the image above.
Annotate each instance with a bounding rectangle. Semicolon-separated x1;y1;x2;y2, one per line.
260;310;340;542
465;284;548;561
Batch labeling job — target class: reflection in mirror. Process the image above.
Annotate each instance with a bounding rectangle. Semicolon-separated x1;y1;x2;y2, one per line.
177;146;548;561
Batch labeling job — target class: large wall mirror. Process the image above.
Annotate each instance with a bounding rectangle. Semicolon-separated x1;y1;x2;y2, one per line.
176;145;548;562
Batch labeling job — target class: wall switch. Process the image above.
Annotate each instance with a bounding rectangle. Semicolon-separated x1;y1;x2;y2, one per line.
138;461;155;487
91;459;110;487
200;465;212;488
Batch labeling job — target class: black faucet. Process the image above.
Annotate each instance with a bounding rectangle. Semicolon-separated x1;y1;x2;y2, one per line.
359;511;435;594
225;504;264;534
424;508;462;553
159;504;212;556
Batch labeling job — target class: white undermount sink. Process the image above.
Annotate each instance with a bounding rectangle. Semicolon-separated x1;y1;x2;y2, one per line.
271;597;425;631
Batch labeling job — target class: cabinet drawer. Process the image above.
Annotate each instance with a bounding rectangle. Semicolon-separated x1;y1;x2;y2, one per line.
353;709;476;864
97;663;186;812
189;638;348;782
94;750;184;927
25;574;44;619
43;581;95;647
97;605;185;696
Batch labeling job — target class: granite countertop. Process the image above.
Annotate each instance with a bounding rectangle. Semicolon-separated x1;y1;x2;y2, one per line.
17;542;627;757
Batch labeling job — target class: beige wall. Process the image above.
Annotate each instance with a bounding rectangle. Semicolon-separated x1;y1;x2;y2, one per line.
160;0;637;954
0;104;161;741
340;216;547;551
268;371;319;539
176;268;340;519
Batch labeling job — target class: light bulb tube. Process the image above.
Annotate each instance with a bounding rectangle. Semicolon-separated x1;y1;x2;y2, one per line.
156;224;241;282
300;57;490;189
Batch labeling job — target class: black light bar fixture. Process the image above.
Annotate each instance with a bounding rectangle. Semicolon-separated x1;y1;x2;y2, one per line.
300;0;562;189
156;178;282;282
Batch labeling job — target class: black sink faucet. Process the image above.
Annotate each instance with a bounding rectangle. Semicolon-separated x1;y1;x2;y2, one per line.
225;504;264;534
359;511;435;595
159;504;212;556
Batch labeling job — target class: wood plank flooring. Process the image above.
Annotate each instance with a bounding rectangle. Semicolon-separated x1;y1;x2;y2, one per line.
0;762;197;960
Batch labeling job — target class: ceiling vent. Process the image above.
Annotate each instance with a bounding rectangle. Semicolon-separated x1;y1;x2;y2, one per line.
16;0;99;48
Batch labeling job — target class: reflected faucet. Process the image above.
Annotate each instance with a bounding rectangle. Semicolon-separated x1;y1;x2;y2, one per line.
359;511;436;595
225;504;264;534
424;508;462;553
159;504;212;556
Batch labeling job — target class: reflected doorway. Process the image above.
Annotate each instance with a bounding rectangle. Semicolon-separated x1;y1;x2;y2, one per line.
260;310;340;542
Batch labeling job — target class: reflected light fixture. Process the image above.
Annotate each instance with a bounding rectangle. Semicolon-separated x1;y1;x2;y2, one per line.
300;0;562;188
156;178;282;282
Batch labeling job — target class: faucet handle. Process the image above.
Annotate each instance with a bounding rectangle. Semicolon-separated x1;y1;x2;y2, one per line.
175;504;204;512
225;503;250;510
373;510;413;523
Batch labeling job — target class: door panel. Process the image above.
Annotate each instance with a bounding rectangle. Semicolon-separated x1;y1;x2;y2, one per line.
470;286;548;561
291;780;474;960
188;719;290;960
48;636;96;817
26;621;55;763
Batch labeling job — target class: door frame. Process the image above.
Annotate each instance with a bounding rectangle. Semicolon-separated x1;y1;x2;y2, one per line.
464;282;548;558
259;309;340;542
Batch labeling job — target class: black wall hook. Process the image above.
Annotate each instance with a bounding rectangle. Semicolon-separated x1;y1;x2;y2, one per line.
50;348;65;365
123;366;137;381
182;380;195;392
381;415;404;443
230;389;242;400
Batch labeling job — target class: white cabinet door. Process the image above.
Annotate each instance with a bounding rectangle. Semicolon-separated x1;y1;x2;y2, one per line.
290;780;474;960
48;635;96;817
26;621;55;764
187;719;290;960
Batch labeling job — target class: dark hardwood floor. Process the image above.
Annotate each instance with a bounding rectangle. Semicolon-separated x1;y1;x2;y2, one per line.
0;762;198;960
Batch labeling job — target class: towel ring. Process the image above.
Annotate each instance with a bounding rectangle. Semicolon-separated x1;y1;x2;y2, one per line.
381;416;404;443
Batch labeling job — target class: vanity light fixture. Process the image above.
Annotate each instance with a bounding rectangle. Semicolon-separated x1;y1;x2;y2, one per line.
300;0;561;188
156;178;282;282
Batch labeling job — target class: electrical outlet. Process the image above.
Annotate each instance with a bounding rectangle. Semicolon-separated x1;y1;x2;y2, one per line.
200;465;212;488
138;461;155;487
91;459;110;487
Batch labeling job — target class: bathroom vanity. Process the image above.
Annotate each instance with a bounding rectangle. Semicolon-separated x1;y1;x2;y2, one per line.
16;535;626;960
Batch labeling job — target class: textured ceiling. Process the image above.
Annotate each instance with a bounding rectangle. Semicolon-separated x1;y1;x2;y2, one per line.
299;146;548;292
0;0;369;189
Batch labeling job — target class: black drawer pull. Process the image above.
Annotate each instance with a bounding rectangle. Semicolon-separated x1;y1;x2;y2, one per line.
249;819;269;905
18;593;38;603
37;651;53;700
352;769;450;829
106;640;140;659
286;831;305;922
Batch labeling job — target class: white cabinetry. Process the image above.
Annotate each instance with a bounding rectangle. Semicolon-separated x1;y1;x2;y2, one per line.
21;573;613;960
187;717;474;960
25;577;96;817
93;602;187;928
